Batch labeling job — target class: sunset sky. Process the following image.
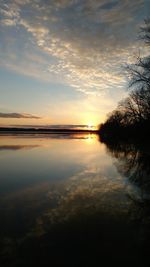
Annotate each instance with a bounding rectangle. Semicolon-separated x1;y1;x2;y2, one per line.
0;0;149;128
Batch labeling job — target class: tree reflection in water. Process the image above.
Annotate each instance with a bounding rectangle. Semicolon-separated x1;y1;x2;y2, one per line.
103;139;150;263
104;140;150;200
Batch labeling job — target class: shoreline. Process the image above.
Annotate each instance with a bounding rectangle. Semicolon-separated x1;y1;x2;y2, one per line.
0;127;98;134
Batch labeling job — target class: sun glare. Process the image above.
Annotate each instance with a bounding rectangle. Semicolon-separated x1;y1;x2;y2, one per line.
87;123;94;129
84;133;97;144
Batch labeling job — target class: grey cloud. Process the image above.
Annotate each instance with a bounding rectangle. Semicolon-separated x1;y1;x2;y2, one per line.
10;124;92;129
0;112;41;119
100;1;119;10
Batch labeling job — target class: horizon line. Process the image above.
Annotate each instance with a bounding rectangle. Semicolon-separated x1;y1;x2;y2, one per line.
0;126;99;134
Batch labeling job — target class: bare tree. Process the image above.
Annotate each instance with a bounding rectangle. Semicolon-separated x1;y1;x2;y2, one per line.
140;19;150;45
100;19;150;138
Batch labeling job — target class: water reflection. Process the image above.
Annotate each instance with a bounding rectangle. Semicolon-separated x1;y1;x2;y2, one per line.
105;141;150;200
0;135;150;266
0;145;41;151
0;132;97;140
103;140;150;264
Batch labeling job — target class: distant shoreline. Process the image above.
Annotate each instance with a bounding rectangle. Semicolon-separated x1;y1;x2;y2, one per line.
0;127;98;134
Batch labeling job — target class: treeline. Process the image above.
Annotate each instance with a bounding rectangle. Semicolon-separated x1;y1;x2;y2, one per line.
100;19;150;141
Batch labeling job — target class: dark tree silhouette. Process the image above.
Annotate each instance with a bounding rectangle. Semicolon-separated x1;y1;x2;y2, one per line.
140;19;150;45
100;19;150;140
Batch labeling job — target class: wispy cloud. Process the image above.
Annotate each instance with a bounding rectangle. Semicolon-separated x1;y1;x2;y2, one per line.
0;112;41;119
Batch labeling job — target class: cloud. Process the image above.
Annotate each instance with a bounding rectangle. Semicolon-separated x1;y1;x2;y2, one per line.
0;0;148;98
0;112;41;119
1;19;17;26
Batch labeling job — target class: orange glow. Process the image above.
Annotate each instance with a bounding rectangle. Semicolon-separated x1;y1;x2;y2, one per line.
84;133;97;144
86;123;98;130
87;123;92;128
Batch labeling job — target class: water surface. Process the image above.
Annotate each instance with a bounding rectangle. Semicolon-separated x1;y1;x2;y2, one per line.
0;133;150;266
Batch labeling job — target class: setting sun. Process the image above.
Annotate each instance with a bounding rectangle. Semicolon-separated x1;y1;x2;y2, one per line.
87;123;93;128
87;122;96;130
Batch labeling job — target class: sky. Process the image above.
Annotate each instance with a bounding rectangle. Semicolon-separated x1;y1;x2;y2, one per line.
0;0;149;128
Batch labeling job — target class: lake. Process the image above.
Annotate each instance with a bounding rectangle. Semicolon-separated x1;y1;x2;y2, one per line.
0;133;150;266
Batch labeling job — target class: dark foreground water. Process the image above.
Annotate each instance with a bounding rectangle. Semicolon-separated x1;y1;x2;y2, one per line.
0;133;150;266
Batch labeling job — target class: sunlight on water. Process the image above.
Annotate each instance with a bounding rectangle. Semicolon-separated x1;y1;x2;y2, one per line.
0;134;150;266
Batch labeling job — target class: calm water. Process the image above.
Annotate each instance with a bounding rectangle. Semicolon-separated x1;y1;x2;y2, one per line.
0;133;150;266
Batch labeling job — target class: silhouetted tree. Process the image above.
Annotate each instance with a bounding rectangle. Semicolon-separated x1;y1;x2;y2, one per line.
140;19;150;45
100;19;150;139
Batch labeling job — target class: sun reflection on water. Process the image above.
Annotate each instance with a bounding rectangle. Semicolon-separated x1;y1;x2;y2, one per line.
84;133;97;144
